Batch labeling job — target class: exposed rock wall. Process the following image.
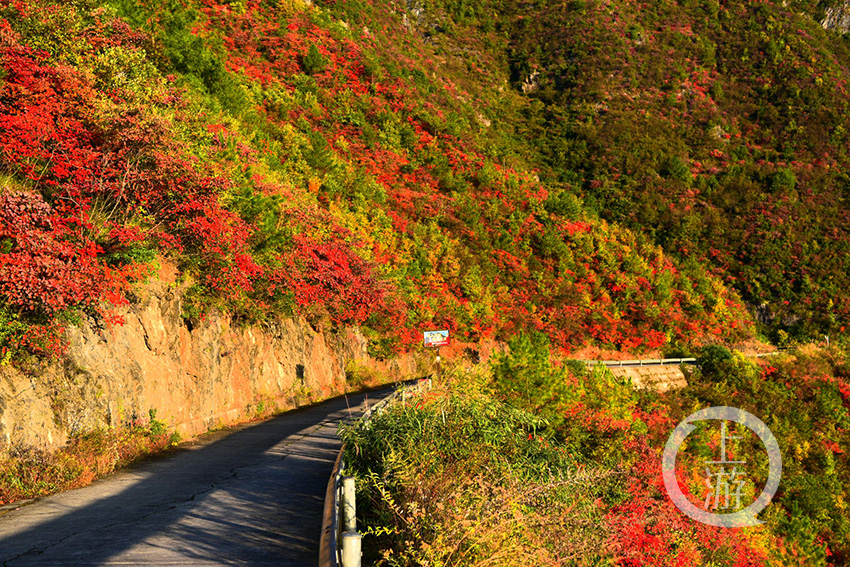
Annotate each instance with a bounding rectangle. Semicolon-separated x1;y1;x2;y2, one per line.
608;364;688;392
822;4;850;33
0;276;430;452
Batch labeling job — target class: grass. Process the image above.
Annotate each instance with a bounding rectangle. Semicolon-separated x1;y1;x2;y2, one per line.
0;424;180;505
341;369;623;566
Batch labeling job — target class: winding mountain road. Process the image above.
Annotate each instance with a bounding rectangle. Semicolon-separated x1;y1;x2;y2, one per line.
0;388;391;566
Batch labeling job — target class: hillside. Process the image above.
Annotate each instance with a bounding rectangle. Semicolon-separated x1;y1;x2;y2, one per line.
398;0;850;342
0;0;763;364
509;0;850;343
3;0;849;363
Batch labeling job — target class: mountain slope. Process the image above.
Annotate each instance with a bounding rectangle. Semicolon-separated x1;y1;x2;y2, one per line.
436;0;850;342
0;0;755;361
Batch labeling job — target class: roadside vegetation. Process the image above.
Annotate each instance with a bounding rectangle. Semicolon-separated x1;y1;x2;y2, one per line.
342;335;850;566
0;410;179;504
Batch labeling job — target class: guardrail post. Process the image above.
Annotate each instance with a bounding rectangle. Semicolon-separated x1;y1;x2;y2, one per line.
322;381;434;567
341;532;361;567
341;476;356;532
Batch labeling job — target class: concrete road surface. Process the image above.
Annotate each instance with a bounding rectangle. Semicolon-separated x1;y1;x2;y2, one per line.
0;388;392;566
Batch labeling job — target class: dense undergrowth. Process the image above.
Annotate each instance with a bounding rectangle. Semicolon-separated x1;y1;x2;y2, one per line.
0;410;180;504
342;336;850;566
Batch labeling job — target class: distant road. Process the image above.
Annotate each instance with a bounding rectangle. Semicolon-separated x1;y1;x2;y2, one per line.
0;389;392;566
582;358;697;367
579;350;786;368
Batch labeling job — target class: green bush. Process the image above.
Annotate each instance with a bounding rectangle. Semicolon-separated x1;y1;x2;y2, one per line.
341;386;619;566
302;44;327;75
696;344;733;374
491;331;569;423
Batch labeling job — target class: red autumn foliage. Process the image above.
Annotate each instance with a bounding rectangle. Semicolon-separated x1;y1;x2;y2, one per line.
277;233;398;326
0;190;107;314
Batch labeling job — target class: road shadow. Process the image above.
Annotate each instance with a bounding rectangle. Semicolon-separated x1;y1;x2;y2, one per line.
0;388;393;566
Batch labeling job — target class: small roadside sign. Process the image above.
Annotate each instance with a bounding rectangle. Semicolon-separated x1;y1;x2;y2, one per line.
423;330;449;347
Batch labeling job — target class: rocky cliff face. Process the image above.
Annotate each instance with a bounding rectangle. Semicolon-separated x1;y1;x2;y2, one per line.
0;272;430;452
822;4;850;33
607;365;688;393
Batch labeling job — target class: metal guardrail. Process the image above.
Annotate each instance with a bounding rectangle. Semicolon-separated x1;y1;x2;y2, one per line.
319;379;432;567
319;450;344;567
580;350;786;367
581;358;697;366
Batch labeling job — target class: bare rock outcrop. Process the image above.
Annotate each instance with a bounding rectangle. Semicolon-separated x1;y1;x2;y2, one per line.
0;275;426;452
822;4;850;33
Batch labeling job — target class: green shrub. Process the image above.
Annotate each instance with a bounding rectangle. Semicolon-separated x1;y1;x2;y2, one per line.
491;331;569;423
302;44;327;75
696;344;733;374
341;386;619;566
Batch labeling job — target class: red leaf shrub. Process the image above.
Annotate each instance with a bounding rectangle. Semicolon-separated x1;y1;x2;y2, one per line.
0;190;106;314
279;233;394;326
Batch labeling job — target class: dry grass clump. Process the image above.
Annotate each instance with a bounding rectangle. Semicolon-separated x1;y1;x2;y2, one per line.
342;383;624;566
0;416;179;505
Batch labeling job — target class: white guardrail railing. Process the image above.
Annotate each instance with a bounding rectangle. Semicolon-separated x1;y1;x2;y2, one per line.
319;379;432;567
581;358;697;366
579;349;785;367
